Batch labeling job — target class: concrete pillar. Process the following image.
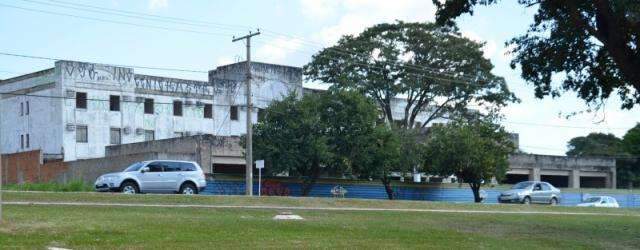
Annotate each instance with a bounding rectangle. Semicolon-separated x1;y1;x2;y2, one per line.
611;168;616;189
529;168;540;181
569;169;580;188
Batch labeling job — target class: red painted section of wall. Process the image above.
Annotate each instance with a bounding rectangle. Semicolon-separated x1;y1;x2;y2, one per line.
1;150;68;184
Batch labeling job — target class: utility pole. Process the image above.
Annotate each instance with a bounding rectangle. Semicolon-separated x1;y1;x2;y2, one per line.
233;30;260;196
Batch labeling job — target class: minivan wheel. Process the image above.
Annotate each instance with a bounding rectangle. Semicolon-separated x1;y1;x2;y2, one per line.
120;181;139;194
180;183;197;195
550;197;558;206
522;196;531;205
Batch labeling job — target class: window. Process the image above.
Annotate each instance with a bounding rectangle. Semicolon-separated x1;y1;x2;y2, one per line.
110;128;121;144
146;162;164;172
230;106;238;121
174;132;184;138
144;98;154;114
180;162;196;172
109;95;120;111
144;130;155;141
20;102;23;116
163;162;182;172
20;134;24;149
204;104;213;119
76;125;88;143
76;92;87;109
173;100;183;116
258;108;266;122
26;134;29;148
25;101;29;115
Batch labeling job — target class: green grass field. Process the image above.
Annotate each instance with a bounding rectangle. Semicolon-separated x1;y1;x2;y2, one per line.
1;192;640;249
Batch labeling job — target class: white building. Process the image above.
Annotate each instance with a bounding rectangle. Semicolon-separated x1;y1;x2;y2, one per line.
0;60;302;161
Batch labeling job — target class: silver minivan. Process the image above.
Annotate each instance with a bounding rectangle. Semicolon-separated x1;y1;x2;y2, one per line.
95;160;207;194
498;181;561;205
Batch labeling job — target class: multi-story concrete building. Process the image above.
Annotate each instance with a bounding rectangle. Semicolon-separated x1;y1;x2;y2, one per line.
0;60;302;161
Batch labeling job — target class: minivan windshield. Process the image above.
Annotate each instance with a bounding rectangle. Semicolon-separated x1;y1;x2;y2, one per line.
123;162;144;172
511;182;533;189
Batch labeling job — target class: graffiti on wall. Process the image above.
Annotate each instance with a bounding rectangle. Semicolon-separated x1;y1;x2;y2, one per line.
134;75;213;96
62;61;134;83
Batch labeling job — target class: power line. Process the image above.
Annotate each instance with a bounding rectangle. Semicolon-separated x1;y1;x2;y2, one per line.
0;3;233;38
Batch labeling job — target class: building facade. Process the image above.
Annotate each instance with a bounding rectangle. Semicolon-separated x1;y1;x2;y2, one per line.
0;60;302;161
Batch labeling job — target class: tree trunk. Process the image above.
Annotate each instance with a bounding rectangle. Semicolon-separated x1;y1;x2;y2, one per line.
469;182;483;203
300;161;321;196
381;177;394;200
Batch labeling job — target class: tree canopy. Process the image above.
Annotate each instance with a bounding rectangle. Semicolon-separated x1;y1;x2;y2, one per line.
304;21;517;129
566;133;624;157
434;0;640;109
424;118;515;202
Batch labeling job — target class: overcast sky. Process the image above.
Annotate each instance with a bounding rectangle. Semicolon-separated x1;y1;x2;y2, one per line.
1;0;638;155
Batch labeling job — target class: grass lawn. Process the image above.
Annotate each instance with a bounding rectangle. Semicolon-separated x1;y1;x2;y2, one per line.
1;192;640;249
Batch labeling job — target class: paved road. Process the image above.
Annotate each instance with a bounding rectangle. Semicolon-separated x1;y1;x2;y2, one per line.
4;201;638;217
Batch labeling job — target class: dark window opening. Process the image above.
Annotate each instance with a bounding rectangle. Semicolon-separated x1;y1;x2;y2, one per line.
109;95;120;111
204;104;213;119
76;125;88;143
25;101;29;115
20;102;23;116
144;130;155;141
258;108;266;122
110;128;121;144
230;106;238;121
26;134;29;148
173;100;183;116
76;92;87;109
20;134;24;149
144;98;154;114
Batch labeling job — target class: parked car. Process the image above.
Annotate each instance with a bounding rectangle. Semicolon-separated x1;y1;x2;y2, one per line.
94;160;207;194
498;181;561;205
577;196;620;208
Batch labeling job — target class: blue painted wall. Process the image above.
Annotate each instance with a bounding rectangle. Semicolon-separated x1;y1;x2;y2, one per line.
202;180;640;208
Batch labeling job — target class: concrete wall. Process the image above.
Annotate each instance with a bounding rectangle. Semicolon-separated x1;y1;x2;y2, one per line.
57;152;196;183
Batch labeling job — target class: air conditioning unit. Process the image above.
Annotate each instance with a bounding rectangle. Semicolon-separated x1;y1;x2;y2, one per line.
65;124;76;131
123;126;131;135
122;95;133;102
135;128;144;135
185;100;194;106
135;97;144;103
65;90;75;98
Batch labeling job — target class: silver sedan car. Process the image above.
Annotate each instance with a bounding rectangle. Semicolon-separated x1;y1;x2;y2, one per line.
498;181;561;205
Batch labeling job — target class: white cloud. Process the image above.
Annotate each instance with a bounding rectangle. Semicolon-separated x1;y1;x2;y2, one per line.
148;0;168;10
306;0;437;46
460;30;497;58
300;0;339;20
256;37;305;64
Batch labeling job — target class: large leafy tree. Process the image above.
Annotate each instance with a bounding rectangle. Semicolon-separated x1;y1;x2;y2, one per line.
434;0;640;109
352;126;402;200
566;133;624;157
424;118;515;202
620;124;640;188
251;93;331;196
304;21;517;129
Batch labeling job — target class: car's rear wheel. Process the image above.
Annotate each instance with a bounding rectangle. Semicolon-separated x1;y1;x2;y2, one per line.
120;181;139;194
180;182;197;195
522;196;531;205
550;197;558;206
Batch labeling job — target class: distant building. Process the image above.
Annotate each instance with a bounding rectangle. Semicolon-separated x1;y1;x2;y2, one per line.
0;60;302;161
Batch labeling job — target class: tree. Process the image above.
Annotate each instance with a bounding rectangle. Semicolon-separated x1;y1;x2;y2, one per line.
620;123;640;188
251;93;331;196
424;118;515;202
566;133;624;157
320;90;380;176
352;126;402;199
434;0;640;109
304;21;517;129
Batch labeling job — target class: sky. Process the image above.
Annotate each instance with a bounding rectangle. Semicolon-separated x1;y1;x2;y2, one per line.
0;0;639;155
